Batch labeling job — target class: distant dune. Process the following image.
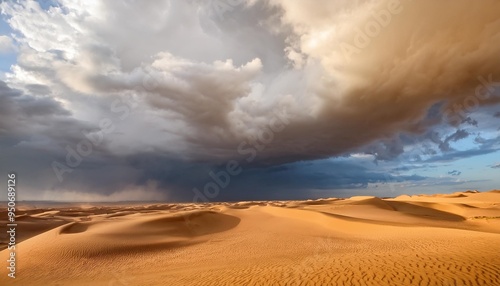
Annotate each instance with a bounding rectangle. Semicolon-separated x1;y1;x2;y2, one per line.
2;190;500;285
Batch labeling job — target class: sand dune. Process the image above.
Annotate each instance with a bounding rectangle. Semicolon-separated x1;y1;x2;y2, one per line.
1;191;500;285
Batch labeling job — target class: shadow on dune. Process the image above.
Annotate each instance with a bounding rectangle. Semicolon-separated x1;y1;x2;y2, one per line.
140;211;242;237
297;199;341;206
346;197;395;211
383;201;465;221
60;211;241;237
60;222;91;234
55;211;241;258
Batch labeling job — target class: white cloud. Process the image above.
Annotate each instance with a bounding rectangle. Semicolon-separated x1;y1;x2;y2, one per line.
2;0;500;161
0;35;15;53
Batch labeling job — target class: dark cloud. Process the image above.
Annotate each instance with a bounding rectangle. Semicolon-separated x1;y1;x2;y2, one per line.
0;81;72;136
3;0;500;165
426;148;498;163
364;137;405;162
25;84;51;95
448;170;462;176
462;117;478;127
438;129;470;152
120;156;428;201
392;164;437;172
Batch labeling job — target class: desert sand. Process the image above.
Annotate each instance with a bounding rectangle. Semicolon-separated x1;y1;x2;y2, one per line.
1;190;500;286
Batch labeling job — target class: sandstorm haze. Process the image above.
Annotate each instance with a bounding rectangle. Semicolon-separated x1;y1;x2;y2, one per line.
0;0;499;201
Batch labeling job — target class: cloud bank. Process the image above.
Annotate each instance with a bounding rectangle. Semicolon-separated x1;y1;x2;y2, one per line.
0;0;499;200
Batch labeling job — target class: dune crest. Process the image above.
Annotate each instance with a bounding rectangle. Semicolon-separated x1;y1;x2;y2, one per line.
1;191;500;285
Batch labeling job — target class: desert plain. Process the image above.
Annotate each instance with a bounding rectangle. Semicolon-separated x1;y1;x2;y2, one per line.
1;190;500;286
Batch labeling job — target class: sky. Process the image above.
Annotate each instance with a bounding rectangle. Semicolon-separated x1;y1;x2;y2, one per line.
0;0;499;202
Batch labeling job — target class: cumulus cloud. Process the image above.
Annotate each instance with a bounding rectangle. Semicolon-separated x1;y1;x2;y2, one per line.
3;0;500;160
0;0;499;200
0;35;15;53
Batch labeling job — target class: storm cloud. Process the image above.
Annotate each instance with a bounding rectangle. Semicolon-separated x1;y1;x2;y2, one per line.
0;0;499;200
